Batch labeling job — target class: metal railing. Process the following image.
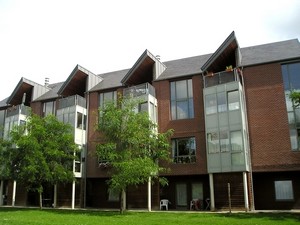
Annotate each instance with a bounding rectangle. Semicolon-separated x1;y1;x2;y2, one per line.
204;69;241;88
58;95;86;109
6;104;31;117
123;83;156;98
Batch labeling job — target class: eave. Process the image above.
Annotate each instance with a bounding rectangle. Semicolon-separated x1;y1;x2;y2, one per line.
58;64;102;97
201;31;240;73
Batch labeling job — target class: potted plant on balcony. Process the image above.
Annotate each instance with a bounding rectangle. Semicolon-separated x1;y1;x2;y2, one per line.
226;65;233;72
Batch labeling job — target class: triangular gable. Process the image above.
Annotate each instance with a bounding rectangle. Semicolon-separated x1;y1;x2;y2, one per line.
121;49;166;86
58;64;102;97
6;77;50;106
201;31;241;73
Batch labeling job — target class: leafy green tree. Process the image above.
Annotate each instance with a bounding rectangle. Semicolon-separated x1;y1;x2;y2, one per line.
0;114;78;208
97;96;173;213
289;90;300;108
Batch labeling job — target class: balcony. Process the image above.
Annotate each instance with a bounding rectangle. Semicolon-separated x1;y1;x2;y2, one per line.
204;69;241;88
123;83;156;98
6;104;31;117
58;95;86;109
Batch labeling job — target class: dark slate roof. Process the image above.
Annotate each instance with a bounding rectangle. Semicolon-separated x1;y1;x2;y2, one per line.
89;39;300;91
0;97;9;109
89;69;129;92
156;54;212;81
240;39;300;66
34;82;64;101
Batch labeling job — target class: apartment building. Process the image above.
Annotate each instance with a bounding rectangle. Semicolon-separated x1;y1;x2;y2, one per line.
1;32;300;210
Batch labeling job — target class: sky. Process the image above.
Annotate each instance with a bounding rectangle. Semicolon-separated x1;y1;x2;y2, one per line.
0;0;300;101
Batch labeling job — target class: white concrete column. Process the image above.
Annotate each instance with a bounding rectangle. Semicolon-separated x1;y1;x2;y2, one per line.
0;180;3;206
12;180;16;207
71;180;75;209
53;184;57;208
122;189;126;211
148;177;151;211
243;172;249;211
209;173;215;211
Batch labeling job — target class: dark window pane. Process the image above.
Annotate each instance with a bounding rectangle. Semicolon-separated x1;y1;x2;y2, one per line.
288;63;300;89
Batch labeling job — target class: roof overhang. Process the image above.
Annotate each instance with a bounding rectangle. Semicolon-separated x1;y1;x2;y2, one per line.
201;31;240;72
6;77;49;106
58;65;102;97
121;50;157;85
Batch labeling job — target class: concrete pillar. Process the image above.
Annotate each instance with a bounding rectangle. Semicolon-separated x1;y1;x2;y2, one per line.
148;177;151;211
243;172;249;211
209;173;215;211
122;189;126;211
53;184;57;208
72;180;75;209
12;180;16;207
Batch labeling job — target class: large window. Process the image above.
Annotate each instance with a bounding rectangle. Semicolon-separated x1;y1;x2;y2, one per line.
172;137;196;163
205;91;237;115
171;79;194;120
205;94;217;114
43;101;56;116
207;130;243;153
282;62;300;150
76;112;86;130
99;91;117;108
274;180;294;201
228;90;240;111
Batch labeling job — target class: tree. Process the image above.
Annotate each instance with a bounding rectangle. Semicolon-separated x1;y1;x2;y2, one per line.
289;90;300;108
96;96;173;213
0;114;78;208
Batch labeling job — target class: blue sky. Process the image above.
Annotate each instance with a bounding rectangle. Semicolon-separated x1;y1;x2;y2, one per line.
0;0;300;101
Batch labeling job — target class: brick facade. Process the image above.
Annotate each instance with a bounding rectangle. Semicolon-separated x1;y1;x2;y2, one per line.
244;63;300;171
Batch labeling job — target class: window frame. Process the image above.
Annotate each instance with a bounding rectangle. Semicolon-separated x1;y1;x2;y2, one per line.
172;137;196;163
282;62;300;151
170;79;194;120
99;91;117;108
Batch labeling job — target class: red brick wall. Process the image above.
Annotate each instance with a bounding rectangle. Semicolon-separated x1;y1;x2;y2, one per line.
153;75;207;176
86;91;106;177
244;63;300;171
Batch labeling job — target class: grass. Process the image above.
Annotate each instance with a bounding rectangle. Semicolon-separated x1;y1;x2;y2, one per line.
0;207;300;225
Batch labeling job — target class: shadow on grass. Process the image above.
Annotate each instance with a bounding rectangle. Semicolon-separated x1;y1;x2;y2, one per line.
0;207;122;217
214;212;300;222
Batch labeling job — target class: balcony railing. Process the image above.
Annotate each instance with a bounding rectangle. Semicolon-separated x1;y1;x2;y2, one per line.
58;95;86;109
6;104;31;117
123;83;156;98
204;69;241;88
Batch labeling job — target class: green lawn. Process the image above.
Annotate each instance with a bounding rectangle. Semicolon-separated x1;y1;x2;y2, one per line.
0;208;299;225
